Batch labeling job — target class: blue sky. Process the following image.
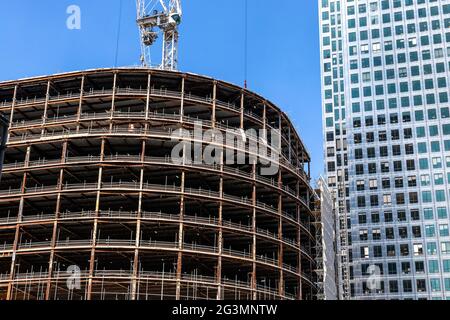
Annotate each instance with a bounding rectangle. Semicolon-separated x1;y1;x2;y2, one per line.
0;0;323;179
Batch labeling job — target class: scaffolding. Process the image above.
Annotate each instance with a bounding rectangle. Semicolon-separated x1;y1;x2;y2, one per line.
0;68;317;300
313;193;324;300
313;177;338;300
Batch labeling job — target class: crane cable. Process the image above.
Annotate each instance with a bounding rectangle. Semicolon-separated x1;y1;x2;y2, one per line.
244;0;248;89
114;0;124;67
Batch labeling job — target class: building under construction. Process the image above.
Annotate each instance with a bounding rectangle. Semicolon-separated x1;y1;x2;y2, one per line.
0;68;317;300
0;113;7;179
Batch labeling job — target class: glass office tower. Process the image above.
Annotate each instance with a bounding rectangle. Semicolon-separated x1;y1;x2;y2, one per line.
319;0;450;299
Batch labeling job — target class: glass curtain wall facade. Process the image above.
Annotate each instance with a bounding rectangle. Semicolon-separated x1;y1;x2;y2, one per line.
320;0;450;299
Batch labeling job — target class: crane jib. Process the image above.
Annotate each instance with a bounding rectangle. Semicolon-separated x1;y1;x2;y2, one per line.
136;0;182;70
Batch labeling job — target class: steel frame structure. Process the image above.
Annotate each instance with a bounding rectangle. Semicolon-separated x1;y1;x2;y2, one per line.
0;114;7;181
0;68;316;300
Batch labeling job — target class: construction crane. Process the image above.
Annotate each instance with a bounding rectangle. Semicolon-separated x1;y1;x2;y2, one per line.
136;0;182;70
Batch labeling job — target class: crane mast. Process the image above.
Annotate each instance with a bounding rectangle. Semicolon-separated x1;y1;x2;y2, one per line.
136;0;182;70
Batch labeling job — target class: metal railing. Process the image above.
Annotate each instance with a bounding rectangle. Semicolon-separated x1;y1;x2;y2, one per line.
4;87;264;126
0;210;314;261
12;238;301;276
0;182;313;237
7;120;308;182
1;269;297;300
2;154;293;192
1;86;308;158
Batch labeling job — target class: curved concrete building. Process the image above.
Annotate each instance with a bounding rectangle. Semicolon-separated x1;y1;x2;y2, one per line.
0;68;316;300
